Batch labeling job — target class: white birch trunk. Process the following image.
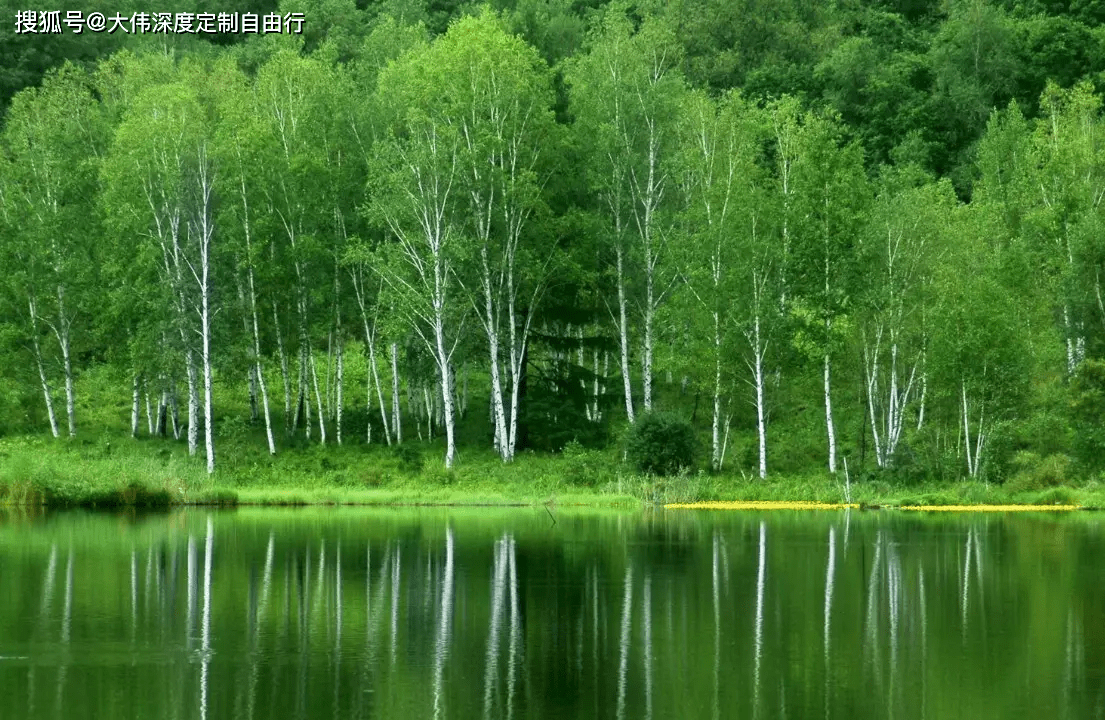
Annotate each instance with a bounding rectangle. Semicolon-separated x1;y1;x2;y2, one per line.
435;310;457;468
310;346;326;445
185;348;199;457
28;296;60;438
195;147;216;476
54;284;76;438
336;331;343;446
131;375;141;439
752;312;767;480
616;245;635;423
711;311;722;470
354;275;391;445
482;248;510;461
247;263;275;455
824;348;837;474
145;391;154;436
391;343;402;444
272;302;292;436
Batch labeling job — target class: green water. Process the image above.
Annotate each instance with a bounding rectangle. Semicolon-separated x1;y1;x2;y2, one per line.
0;507;1102;719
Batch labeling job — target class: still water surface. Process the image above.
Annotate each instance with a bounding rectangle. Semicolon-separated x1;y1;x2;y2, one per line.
0;507;1102;719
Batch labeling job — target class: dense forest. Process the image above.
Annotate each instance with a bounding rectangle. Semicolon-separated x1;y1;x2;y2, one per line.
1;0;1104;485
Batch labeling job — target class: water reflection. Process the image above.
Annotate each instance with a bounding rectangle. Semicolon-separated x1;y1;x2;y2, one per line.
0;509;1102;720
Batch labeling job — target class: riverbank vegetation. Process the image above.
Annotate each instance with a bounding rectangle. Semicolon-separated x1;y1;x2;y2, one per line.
2;0;1105;503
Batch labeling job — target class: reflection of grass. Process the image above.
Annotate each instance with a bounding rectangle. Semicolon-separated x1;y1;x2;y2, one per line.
897;504;1082;512
665;501;858;510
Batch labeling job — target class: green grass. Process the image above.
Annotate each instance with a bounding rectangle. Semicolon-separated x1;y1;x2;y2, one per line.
3;431;1105;510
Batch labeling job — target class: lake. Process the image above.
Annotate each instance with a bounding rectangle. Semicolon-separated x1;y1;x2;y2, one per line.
0;507;1102;719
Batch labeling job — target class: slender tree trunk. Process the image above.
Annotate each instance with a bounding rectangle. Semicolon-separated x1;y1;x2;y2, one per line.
710;310;722;469
185;347;199;457
157;388;168;437
145;391;154;436
391;343;402;444
54;284;76;438
169;376;180;440
131;375;141;439
200;244;215;476
616;245;635;423
335;332;343;446
824;348;837;475
310;343;326;445
435;316;456;468
273;302;292;436
752;312;767;480
293;345;306;437
461;362;469;419
247;266;275;455
28;296;60;438
481;249;510;461
352;271;391;446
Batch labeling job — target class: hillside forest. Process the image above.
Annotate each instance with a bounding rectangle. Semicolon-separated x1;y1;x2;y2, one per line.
2;0;1105;485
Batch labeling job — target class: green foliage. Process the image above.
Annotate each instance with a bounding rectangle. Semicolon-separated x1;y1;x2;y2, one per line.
393;443;425;473
1069;358;1105;470
625;411;698;476
1006;451;1072;492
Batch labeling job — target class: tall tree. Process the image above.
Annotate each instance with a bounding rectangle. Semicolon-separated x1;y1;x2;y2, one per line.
418;10;559;461
370;32;466;468
103;57;220;473
566;4;688;421
784;104;869;475
858;170;953;468
1;64;106;438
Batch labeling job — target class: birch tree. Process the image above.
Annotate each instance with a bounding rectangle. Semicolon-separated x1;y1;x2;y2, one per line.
104;59;220;473
369;37;467;469
677;90;777;475
415;10;559;461
256;51;336;443
566;4;687;421
214;58;278;455
1;64;106;438
858;172;953;468
931;205;1028;479
786;106;869;475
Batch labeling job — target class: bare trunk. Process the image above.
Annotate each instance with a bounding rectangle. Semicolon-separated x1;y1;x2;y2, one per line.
131;375;141;439
29;296;59;438
169;377;180;440
824;349;837;474
391;343;402;444
248;276;275;456
435;321;457;469
753;313;767;480
482;250;510;461
55;284;75;438
335;333;343;446
145;391;154;436
642;272;654;414
616;245;635;423
711;311;722;470
273;302;292;436
185;347;199;457
310;344;326;445
201;249;214;476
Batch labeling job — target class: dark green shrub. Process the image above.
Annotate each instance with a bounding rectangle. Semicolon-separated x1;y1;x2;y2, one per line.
1071;359;1105;471
393;444;424;473
1007;451;1072;492
562;440;609;486
625;411;698;476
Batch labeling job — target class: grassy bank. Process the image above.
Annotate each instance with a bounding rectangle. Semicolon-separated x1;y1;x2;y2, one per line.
2;432;1105;511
